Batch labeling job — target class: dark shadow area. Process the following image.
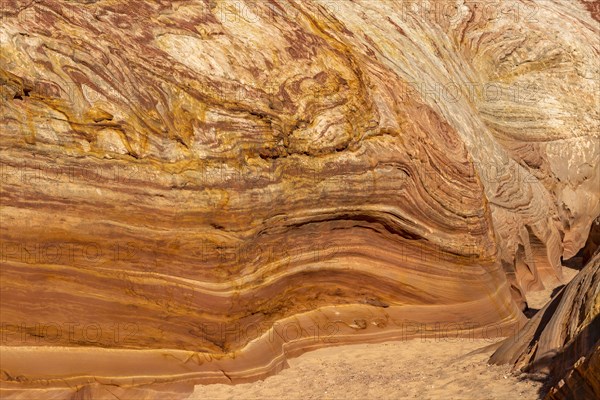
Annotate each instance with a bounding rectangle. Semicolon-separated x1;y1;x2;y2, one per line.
530;314;600;399
563;255;584;270
563;218;599;270
524;305;540;318
12;87;31;101
550;285;565;299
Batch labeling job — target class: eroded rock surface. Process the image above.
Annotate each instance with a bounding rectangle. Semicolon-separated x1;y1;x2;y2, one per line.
490;251;599;399
0;0;598;398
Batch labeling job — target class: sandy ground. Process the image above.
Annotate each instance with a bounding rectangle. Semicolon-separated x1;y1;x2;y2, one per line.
190;267;579;400
190;339;542;400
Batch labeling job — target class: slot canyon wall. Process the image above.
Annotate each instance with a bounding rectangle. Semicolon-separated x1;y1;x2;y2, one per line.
0;0;598;399
490;250;599;400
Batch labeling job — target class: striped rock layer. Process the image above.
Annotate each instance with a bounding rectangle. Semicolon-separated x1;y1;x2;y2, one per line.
490;250;599;400
0;0;598;398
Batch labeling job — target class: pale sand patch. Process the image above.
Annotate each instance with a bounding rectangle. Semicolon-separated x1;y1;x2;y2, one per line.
190;267;580;400
189;339;542;400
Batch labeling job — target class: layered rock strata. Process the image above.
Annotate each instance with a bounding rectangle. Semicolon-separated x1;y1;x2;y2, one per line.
0;0;598;398
490;251;599;400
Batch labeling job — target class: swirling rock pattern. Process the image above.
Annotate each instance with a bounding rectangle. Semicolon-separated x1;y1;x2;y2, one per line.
0;0;598;398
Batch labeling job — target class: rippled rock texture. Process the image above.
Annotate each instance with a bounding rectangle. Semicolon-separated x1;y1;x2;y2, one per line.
1;0;599;398
490;250;599;399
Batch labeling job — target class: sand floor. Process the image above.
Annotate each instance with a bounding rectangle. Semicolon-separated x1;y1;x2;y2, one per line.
190;267;578;400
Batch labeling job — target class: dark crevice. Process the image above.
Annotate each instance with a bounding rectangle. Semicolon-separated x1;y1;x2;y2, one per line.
13;87;31;100
523;305;540;318
284;212;422;241
174;136;189;149
564;217;600;269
